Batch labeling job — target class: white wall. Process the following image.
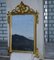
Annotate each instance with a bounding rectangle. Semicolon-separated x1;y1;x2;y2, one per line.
10;52;34;60
6;0;44;59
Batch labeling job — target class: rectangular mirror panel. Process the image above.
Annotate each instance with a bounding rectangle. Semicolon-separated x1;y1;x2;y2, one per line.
12;15;34;51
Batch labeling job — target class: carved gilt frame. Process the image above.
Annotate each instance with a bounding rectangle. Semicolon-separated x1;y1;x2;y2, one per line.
7;1;39;57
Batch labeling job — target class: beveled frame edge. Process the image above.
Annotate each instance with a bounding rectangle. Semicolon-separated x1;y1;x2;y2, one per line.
7;1;39;58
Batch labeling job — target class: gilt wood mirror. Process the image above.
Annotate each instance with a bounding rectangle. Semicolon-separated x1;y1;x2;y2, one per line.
7;1;39;57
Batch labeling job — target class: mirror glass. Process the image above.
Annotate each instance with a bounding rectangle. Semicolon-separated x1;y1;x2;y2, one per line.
12;15;34;51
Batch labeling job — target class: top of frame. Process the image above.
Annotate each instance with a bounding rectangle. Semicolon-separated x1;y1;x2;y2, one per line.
7;1;38;15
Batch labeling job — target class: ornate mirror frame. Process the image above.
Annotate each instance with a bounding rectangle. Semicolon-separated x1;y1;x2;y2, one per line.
7;1;39;57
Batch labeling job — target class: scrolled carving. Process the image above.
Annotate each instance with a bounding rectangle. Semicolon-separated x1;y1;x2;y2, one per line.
10;1;37;15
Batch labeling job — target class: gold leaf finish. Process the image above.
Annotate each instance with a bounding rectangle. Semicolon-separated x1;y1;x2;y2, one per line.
10;1;37;15
7;1;39;58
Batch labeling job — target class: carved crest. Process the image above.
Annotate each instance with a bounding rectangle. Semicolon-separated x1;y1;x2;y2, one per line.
9;1;38;15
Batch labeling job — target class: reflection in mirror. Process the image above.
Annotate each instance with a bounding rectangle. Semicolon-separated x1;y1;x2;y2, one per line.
12;15;34;51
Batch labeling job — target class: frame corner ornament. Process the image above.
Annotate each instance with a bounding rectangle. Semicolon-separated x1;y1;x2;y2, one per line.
35;48;39;58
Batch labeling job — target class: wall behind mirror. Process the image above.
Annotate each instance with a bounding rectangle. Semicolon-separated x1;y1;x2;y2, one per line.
12;15;34;51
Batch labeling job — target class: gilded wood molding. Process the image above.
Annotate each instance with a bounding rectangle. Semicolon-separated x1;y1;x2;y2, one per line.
11;1;38;14
7;1;39;58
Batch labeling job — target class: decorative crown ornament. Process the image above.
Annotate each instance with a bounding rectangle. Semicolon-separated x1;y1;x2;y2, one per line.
10;1;38;15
